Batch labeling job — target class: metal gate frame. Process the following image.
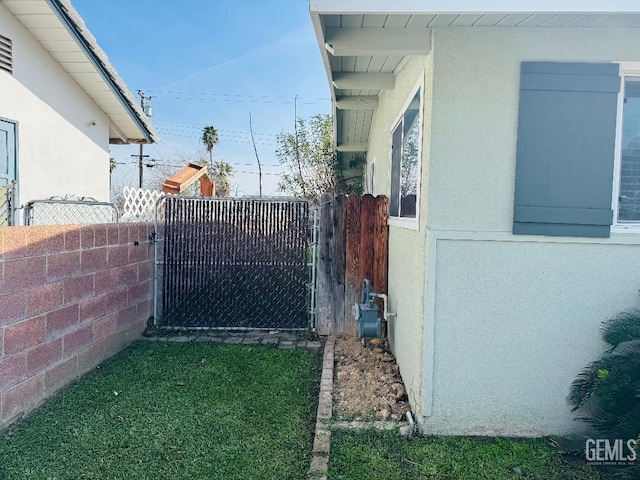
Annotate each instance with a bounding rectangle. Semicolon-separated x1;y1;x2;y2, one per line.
152;195;319;331
24;197;119;225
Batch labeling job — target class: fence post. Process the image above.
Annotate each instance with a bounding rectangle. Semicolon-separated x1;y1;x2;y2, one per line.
316;194;334;335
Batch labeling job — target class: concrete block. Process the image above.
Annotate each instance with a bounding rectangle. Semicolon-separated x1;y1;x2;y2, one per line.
4;316;46;355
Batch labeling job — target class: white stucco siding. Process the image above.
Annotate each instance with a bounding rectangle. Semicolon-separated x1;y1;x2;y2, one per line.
0;3;110;208
367;53;434;413
418;27;640;435
428;27;640;232
426;238;640;436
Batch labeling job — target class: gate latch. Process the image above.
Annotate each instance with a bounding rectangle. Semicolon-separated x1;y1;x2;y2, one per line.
148;231;158;244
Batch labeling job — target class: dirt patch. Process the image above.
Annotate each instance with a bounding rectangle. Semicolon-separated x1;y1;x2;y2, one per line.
333;335;410;421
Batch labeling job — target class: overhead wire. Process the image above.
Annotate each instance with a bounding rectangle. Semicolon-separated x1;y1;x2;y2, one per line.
154;122;280;138
145;90;330;101
157;130;278;146
112;159;283;170
148;95;325;105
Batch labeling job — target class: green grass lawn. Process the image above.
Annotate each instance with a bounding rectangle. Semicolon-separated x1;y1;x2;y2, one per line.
0;341;321;480
328;429;607;480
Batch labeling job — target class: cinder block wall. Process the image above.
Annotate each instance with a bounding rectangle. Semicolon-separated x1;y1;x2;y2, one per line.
0;223;154;430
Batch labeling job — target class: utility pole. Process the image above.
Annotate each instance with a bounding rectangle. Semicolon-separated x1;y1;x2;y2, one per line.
134;90;153;188
249;112;263;198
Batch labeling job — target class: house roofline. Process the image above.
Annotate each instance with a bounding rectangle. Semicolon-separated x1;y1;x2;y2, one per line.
46;0;157;143
309;0;640;15
309;0;640;158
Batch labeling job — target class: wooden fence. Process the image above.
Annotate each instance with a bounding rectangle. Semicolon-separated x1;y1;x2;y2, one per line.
316;194;388;335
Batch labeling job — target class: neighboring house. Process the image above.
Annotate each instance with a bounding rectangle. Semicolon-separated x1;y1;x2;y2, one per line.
0;0;157;225
310;0;640;436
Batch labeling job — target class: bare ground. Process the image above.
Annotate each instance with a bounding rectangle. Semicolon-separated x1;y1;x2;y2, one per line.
333;335;410;421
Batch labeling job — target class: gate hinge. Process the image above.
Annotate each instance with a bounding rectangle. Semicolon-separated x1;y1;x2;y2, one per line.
148;231;158;244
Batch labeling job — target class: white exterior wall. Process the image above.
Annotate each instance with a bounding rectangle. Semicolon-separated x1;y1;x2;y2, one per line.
368;54;434;414
0;3;110;213
421;27;640;435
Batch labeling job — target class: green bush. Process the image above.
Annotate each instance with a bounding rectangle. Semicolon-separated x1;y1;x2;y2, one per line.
568;309;640;477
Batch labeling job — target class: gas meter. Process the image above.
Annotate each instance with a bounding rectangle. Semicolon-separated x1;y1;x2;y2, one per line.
354;279;382;340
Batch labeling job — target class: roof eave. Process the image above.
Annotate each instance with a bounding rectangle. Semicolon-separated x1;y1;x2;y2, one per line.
46;0;157;144
309;0;640;15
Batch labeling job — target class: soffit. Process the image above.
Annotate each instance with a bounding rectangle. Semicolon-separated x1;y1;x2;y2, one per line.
313;10;640;152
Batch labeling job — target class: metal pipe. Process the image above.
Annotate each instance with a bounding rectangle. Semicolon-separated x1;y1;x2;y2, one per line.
372;293;396;322
406;411;416;436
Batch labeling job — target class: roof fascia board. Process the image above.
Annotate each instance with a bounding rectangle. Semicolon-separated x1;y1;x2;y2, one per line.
309;0;640;15
309;11;339;149
45;0;153;143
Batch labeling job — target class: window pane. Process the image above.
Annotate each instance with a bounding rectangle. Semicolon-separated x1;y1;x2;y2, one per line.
400;92;420;218
0;129;8;178
389;125;402;217
619;77;640;222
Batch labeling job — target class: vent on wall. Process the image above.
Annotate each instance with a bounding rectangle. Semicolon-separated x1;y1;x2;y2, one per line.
0;35;12;75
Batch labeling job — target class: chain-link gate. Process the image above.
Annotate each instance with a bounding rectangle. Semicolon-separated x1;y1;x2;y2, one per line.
153;196;318;330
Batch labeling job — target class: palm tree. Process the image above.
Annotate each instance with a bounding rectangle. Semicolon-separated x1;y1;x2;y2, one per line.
109;157;116;174
201;126;219;164
211;160;234;196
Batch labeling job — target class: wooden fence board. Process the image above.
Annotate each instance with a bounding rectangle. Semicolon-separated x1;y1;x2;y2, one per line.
373;195;389;295
316;194;388;336
358;194;376;290
331;194;347;334
316;193;334;335
344;195;362;336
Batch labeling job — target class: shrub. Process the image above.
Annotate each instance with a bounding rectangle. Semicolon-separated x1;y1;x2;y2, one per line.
568;309;640;477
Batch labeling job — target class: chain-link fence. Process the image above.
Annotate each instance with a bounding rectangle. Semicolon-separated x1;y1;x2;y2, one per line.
0;181;15;226
24;196;119;225
154;196;318;330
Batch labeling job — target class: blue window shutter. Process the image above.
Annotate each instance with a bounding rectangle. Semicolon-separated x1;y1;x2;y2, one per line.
513;62;620;238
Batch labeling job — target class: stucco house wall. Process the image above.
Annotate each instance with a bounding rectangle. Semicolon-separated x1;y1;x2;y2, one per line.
368;53;434;413
0;2;110;207
364;26;640;435
421;27;640;435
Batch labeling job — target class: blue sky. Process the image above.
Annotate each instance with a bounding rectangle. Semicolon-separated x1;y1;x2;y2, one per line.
72;0;331;196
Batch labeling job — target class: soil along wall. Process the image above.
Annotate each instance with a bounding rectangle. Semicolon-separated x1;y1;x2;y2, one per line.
0;223;153;430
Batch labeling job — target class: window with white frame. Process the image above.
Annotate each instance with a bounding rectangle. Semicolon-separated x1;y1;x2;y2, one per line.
615;70;640;227
390;87;422;220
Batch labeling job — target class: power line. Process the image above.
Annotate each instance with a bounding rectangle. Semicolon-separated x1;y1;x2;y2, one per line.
145;90;330;101
114;161;283;176
155;122;279;138
148;163;283;176
157;131;277;146
149;95;326;105
113;159;283;168
156;127;276;141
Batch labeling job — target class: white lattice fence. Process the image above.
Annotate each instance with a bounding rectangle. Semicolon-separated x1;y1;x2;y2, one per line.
121;186;164;222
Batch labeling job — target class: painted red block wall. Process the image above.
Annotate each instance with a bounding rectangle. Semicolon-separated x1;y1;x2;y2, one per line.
0;223;154;430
